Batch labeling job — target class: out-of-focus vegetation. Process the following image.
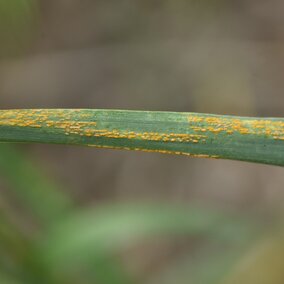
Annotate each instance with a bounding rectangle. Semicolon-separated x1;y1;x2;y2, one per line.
0;0;37;57
0;143;265;284
1;0;284;283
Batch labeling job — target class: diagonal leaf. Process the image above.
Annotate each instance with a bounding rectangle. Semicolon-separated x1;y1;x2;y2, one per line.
0;144;72;225
39;203;259;274
146;242;251;284
222;233;284;284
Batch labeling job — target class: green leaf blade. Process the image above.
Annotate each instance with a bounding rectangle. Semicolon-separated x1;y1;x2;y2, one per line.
0;109;283;166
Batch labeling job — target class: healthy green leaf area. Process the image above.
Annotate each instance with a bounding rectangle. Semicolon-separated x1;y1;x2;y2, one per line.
0;109;283;166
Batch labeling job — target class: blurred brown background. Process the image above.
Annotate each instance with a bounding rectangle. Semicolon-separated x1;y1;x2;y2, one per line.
0;2;284;282
1;1;284;214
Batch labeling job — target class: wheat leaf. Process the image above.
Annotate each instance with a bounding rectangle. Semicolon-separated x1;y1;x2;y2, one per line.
0;109;283;166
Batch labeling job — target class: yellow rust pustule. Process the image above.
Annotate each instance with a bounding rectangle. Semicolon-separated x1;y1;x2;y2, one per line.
0;110;207;144
89;129;206;144
88;143;220;160
187;115;284;140
0;109;98;137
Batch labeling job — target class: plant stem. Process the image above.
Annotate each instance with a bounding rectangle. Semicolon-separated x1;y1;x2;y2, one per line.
0;109;283;166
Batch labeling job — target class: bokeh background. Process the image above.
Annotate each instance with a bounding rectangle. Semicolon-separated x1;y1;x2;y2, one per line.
0;1;284;283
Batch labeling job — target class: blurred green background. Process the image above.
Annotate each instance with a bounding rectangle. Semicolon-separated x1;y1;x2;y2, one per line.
0;1;284;283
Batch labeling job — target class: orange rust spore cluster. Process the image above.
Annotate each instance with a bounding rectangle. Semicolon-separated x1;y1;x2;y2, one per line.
91;129;206;144
88;144;219;159
1;110;283;142
0;109;98;137
188;115;284;140
0;110;206;144
0;110;283;160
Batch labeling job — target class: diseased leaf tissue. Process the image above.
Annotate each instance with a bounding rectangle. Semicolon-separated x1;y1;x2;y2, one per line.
0;109;283;166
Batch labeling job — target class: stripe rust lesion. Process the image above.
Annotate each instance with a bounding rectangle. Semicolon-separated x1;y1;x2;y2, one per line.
88;143;220;159
1;110;283;144
187;115;284;141
0;109;97;137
